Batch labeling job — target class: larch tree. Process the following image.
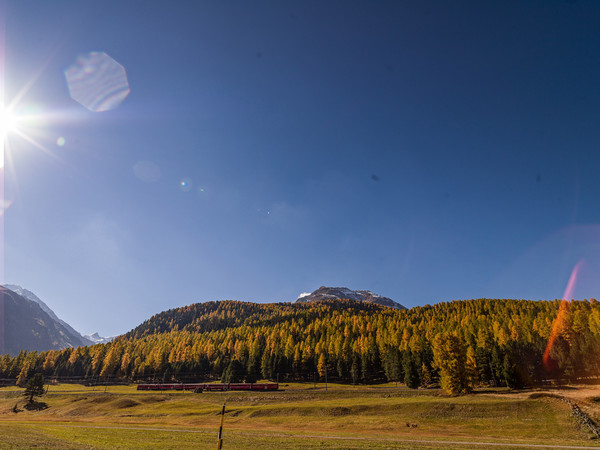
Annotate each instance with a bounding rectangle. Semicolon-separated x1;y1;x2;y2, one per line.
433;333;470;395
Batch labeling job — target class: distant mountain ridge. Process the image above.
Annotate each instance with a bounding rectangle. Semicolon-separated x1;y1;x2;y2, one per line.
84;332;117;344
296;286;406;309
4;284;92;347
0;286;91;355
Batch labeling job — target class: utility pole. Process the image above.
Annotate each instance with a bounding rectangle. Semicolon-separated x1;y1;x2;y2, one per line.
325;369;328;391
217;402;226;449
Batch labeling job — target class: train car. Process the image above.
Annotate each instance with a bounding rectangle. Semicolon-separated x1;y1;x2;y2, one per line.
228;383;251;390
136;382;279;391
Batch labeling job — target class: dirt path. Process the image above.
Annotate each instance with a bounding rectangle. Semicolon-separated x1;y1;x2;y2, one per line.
482;385;600;402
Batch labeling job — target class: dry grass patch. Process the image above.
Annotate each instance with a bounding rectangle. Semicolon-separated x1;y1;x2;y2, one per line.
1;383;600;447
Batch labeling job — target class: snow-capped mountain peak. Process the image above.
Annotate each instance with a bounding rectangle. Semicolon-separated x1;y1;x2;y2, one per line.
296;286;406;309
83;332;116;344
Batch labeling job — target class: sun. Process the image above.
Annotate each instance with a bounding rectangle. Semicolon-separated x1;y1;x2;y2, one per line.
0;104;18;141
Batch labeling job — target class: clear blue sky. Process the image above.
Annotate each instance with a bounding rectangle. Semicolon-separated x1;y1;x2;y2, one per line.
1;1;600;336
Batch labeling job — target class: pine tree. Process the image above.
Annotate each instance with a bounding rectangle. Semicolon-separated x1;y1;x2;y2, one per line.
222;359;246;383
23;373;45;404
502;353;522;389
403;352;420;389
350;354;359;385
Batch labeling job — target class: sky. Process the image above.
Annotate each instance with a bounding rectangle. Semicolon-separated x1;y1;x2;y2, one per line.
0;0;599;336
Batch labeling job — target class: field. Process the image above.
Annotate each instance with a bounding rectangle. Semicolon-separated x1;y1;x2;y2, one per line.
1;383;600;449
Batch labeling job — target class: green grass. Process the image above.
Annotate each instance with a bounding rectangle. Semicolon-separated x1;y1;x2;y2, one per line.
1;383;599;448
0;422;496;449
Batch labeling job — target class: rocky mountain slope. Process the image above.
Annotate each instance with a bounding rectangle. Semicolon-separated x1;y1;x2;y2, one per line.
0;286;91;355
296;286;406;309
4;284;92;347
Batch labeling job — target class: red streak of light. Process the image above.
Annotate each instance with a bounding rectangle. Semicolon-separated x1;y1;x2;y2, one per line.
542;259;585;371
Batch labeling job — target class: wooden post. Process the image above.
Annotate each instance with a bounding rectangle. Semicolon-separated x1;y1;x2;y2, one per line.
217;402;225;449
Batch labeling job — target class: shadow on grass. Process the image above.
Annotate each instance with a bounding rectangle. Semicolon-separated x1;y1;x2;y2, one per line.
474;388;534;395
24;401;49;411
528;392;563;400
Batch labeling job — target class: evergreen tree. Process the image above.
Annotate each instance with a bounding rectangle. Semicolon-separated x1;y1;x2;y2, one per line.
222;359;246;383
350;354;359;385
490;345;503;387
23;373;45;404
474;347;492;384
502;354;523;389
403;352;420;389
382;347;401;384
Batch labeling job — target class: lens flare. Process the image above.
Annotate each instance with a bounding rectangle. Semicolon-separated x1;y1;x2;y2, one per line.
542;259;585;371
179;178;192;192
64;52;130;112
0;198;12;216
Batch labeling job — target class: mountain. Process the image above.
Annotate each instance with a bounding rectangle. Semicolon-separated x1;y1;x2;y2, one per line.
296;286;406;309
26;297;596;391
125;298;383;340
0;286;91;355
4;284;92;347
83;332;116;344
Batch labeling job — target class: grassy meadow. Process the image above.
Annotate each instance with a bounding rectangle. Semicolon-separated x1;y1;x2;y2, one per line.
1;382;600;448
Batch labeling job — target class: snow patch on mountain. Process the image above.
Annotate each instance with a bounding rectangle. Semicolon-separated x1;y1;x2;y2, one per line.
296;286;406;309
84;332;117;344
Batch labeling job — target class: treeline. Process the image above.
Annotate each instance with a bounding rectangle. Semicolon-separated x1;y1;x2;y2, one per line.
2;298;600;394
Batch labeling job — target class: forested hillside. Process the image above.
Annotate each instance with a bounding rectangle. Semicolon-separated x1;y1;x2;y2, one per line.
2;298;599;393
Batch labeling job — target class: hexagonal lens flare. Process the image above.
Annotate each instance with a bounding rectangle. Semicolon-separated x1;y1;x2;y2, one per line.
64;52;130;112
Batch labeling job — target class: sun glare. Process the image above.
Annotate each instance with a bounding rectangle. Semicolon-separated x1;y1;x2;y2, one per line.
0;105;19;168
0;105;17;141
0;99;60;170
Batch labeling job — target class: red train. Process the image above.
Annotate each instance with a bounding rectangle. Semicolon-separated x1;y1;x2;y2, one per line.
136;382;279;392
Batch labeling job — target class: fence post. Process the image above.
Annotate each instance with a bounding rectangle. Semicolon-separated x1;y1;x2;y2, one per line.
217;402;226;449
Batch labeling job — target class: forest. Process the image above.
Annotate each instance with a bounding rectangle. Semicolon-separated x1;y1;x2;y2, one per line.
1;298;599;395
